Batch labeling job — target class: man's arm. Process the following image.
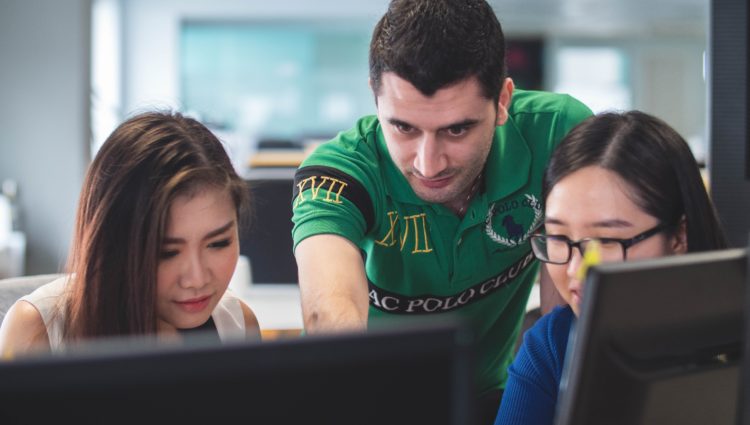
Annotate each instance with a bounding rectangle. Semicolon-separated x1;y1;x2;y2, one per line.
539;264;566;315
294;234;370;333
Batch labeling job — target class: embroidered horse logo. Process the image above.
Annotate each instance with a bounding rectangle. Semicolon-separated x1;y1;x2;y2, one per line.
501;215;524;239
484;194;543;248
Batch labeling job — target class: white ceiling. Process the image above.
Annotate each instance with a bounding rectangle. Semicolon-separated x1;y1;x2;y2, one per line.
142;0;711;38
146;0;709;39
489;0;709;38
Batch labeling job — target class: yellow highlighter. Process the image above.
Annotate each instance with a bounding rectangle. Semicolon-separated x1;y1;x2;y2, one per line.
576;239;602;281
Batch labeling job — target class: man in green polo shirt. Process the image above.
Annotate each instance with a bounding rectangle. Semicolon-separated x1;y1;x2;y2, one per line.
292;0;591;422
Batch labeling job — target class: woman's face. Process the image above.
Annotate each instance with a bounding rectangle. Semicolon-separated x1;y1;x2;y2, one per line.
543;166;686;316
156;187;239;333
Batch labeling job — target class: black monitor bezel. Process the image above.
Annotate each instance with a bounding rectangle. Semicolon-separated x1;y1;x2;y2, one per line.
555;248;746;425
0;319;475;425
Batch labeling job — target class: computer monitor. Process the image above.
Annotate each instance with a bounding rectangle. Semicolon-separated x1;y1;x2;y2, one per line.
0;319;475;425
743;235;750;425
241;168;298;284
555;248;747;425
710;0;750;246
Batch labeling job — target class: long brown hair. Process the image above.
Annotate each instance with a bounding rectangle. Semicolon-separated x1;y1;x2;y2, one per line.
64;111;249;340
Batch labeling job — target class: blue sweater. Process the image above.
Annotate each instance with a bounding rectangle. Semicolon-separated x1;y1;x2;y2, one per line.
494;305;574;425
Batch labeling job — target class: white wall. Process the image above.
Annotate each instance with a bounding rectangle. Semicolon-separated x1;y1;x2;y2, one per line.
121;0;389;115
546;37;708;160
121;0;708;144
632;39;707;159
0;0;708;276
0;0;91;274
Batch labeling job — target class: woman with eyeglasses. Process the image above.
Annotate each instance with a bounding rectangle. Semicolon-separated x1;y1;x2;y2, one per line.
494;110;727;425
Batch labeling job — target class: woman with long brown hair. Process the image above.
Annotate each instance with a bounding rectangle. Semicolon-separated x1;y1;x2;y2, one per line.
0;111;259;354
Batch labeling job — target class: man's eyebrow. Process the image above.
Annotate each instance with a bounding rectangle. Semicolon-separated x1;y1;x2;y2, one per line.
387;117;415;128
162;220;235;244
438;119;479;131
386;118;480;131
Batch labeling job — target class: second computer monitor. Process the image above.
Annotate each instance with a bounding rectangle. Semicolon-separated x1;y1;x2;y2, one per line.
555;248;746;425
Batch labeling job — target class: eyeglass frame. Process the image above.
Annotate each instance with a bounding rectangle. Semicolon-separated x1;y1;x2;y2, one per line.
529;223;673;265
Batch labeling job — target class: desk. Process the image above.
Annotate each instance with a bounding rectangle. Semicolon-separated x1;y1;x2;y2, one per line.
230;281;540;334
247;149;307;168
226;240;541;331
247;141;322;169
232;284;303;332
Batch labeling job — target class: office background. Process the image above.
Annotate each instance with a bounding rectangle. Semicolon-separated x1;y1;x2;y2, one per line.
0;0;735;275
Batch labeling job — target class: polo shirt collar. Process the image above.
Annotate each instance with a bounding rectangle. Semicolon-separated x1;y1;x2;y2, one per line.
484;116;532;202
376;117;532;204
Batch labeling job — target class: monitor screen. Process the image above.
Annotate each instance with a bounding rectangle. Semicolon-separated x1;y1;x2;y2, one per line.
241;168;298;284
710;0;750;246
0;320;475;425
744;234;750;425
555;248;746;425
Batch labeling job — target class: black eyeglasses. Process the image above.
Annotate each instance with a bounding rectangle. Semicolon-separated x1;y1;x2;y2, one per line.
529;223;671;265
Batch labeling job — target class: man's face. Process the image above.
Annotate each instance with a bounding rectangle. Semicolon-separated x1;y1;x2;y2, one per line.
375;72;512;210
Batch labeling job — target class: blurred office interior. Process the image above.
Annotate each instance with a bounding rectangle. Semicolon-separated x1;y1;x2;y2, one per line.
1;0;745;277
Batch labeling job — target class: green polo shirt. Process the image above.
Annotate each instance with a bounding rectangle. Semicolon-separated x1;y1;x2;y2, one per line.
292;89;592;394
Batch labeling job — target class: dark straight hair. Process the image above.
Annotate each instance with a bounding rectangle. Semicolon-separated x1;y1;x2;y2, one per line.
64;111;249;340
543;111;728;252
369;0;507;102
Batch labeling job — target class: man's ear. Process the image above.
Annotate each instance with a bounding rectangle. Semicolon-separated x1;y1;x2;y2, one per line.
671;216;688;254
496;78;515;126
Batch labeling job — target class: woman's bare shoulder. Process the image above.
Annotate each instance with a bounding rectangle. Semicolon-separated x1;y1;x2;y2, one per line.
0;300;51;358
238;300;261;339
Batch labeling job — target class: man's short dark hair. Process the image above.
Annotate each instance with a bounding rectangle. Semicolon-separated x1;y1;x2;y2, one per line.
369;0;507;102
